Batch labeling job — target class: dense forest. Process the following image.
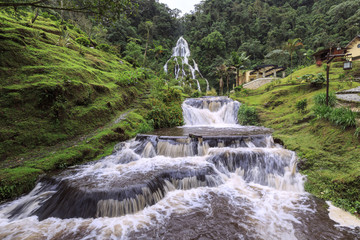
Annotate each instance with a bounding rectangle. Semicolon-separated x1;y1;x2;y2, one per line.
182;0;360;86
3;0;358;86
77;0;360;88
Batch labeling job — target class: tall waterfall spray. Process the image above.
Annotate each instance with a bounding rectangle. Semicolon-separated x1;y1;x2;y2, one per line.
164;37;209;92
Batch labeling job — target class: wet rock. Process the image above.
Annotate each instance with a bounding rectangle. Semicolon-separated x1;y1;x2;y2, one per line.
297;158;309;170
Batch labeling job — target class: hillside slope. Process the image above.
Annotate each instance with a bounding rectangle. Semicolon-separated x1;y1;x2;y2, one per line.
233;64;360;215
0;10;155;200
0;11;150;159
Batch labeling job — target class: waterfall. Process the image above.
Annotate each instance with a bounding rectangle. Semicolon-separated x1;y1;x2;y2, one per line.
164;37;209;92
0;97;359;239
182;97;241;126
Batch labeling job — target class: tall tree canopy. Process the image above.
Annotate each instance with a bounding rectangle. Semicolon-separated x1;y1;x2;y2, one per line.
0;0;137;19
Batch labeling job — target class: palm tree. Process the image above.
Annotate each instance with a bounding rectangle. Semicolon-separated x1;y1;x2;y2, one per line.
285;38;303;80
229;51;250;86
216;64;227;95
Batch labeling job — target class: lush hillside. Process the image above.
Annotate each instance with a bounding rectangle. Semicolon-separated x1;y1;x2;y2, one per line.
0;10;149;159
0;7;190;201
182;0;360;87
0;9;154;200
232;62;360;215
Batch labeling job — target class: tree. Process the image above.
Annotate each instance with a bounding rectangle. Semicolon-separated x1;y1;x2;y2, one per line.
123;39;144;67
285;38;303;80
216;64;227;96
229;51;250;86
200;30;226;58
215;63;232;97
264;49;290;67
0;0;137;20
143;21;153;66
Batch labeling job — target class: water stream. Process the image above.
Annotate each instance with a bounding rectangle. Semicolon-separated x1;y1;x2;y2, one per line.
164;37;209;92
0;97;359;239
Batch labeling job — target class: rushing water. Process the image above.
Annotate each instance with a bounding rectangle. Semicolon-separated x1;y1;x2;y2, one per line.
164;37;209;92
0;97;359;239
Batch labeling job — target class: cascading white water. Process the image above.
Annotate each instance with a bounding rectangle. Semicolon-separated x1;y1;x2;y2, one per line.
164;37;209;92
182;97;241;126
0;97;359;239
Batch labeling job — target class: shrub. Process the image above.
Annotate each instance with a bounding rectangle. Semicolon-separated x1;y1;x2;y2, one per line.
355;128;360;138
310;73;325;87
67;24;74;30
163;87;182;103
313;105;332;119
206;88;217;96
42;12;49;18
234;86;243;92
314;92;336;107
299;74;314;82
192;91;201;98
147;99;184;129
49;15;57;21
295;99;307;112
183;85;192;95
313;106;356;130
96;43;111;52
328;107;356;130
75;36;90;46
237;104;259;126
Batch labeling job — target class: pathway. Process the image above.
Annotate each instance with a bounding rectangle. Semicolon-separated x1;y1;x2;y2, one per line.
336;87;360;103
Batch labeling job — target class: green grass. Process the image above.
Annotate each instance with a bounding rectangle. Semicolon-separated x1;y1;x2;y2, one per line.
0;10;150;161
0;110;154;201
233;64;360;215
0;10;163;201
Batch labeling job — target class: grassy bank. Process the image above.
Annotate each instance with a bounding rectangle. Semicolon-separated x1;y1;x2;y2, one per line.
0;9;189;201
233;62;360;215
0;10;159;201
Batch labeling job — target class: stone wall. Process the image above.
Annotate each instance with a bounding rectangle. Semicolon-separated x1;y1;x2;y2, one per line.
243;78;278;90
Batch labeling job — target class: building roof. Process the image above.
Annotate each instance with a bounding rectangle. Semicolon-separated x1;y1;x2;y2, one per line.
345;35;360;49
250;65;285;75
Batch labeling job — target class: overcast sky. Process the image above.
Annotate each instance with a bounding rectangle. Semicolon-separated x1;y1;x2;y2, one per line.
158;0;202;15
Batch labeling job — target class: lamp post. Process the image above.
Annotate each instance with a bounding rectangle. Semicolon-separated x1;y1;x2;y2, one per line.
325;53;352;106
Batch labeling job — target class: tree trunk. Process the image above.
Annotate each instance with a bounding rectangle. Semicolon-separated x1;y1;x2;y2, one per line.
31;8;39;23
236;68;239;86
143;30;149;66
220;77;223;96
60;0;64;24
226;75;229;97
290;52;293;80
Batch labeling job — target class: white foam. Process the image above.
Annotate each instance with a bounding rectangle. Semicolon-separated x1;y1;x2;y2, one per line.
327;201;360;229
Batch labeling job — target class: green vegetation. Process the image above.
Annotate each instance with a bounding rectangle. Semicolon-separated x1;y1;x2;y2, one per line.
237;104;259;126
0;9;184;202
146;87;184;129
295;99;307;113
313;93;357;130
0;10;147;160
314;92;337;107
183;0;360;91
232;63;360;215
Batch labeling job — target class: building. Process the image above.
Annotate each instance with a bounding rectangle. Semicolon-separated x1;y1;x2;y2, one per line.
248;65;285;82
313;47;346;66
345;35;360;61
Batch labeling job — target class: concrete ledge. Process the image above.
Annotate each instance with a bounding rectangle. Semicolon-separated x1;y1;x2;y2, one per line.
243;78;279;90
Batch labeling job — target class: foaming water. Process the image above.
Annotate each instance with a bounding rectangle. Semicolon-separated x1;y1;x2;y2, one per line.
164;37;209;91
183;97;240;126
0;97;358;239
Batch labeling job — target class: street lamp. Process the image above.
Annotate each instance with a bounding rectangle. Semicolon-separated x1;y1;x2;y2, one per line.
325;53;352;106
343;55;352;70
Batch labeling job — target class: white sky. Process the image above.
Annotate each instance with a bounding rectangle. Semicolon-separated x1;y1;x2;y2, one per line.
158;0;202;15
